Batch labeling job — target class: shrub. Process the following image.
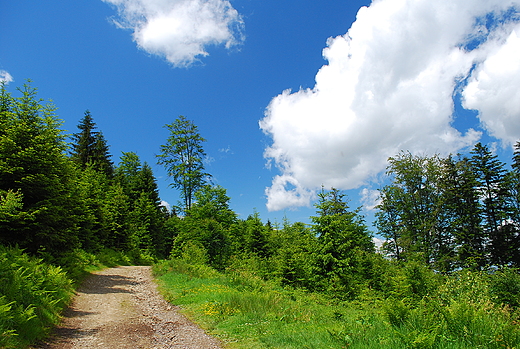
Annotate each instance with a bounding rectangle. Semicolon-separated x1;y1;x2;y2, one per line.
488;267;520;308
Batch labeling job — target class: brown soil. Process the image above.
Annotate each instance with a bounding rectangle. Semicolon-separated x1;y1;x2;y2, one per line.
32;266;223;349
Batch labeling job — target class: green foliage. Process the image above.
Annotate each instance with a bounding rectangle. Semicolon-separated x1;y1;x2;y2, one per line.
312;188;375;298
74;165;112;251
171;216;231;270
0;82;81;256
488;267;520;308
376;144;520;270
189;184;237;227
155;258;520;349
115;152;167;257
154;259;365;349
157;115;209;212
70;110;114;177
470;142;509;266
440;155;484;269
0;247;74;348
376;153;448;268
269;220;317;289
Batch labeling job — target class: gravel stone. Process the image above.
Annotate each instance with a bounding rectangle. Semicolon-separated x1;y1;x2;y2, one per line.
33;266;223;349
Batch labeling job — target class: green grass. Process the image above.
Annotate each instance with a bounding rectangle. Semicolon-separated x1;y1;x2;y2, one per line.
154;259;520;349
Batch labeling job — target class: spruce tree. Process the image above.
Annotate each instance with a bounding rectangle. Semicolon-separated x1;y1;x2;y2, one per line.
441;156;484;269
312;188;374;298
470;142;508;265
115;152;166;257
502;141;520;266
0;82;80;255
70;110;113;177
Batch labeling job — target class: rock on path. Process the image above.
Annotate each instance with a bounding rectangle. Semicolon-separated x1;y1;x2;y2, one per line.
34;266;223;349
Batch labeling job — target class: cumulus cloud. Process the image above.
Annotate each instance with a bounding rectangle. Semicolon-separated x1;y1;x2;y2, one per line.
463;23;520;146
102;0;244;67
260;0;520;211
0;70;13;84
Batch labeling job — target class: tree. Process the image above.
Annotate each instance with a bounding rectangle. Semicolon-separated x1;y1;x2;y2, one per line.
312;188;375;298
0;82;81;255
102;182;130;250
502;141;520;266
115;152;167;257
74;165;112;251
157;116;209;212
115;151;142;203
70;110;113;177
171;186;235;270
440;155;484;269
375;185;405;261
470;142;508;265
188;184;237;228
513;141;520;172
375;153;447;267
270;219;317;289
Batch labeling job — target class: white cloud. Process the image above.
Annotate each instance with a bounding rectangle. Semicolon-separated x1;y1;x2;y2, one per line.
260;0;519;211
0;70;13;84
102;0;244;67
360;188;381;211
462;24;520;147
373;237;385;251
160;200;171;211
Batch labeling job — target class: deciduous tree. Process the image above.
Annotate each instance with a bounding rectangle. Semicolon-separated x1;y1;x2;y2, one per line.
157;116;209;212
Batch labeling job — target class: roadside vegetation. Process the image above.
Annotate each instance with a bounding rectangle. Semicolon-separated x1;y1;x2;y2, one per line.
154;258;520;348
1;81;520;348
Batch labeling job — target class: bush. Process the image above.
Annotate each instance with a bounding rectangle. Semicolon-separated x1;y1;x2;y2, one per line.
488;267;520;308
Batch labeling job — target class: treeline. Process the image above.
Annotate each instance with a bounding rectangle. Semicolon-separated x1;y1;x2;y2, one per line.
2;81;520;289
376;145;520;272
0;82;170;263
2;81;520;347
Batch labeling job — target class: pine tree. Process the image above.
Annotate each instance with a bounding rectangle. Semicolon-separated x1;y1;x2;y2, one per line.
70;110;113;177
513;141;520;172
502;141;520;266
470;142;508;265
115;152;167;257
0;82;80;255
312;188;374;298
441;155;484;269
115;151;142;203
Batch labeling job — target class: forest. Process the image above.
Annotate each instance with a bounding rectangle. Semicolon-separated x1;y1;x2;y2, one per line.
1;82;520;348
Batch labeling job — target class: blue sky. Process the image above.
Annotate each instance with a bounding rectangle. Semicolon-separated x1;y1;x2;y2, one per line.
1;0;520;228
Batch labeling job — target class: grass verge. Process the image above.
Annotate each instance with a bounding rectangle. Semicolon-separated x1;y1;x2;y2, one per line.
154;258;520;349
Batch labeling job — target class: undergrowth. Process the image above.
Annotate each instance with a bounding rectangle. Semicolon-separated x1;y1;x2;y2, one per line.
154;258;520;349
0;247;74;348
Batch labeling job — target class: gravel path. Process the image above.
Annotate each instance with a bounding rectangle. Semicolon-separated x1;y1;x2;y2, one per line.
33;266;223;349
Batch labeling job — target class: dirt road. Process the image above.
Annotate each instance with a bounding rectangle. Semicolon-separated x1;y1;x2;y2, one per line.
34;266;223;349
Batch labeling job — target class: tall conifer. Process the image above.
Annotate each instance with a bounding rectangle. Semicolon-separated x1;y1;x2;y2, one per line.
70;110;113;177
